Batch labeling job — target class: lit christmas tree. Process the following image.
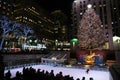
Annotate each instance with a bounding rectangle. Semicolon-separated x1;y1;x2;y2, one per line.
77;4;106;49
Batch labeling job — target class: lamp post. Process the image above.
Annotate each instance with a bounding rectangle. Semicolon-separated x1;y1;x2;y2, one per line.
71;38;78;49
55;39;58;50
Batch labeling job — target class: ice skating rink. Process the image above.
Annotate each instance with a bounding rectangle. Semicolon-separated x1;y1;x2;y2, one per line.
5;64;110;80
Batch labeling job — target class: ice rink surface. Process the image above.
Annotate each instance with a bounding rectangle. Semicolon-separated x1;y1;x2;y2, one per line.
5;64;110;80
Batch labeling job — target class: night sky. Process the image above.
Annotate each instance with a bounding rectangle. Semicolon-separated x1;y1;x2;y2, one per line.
34;0;74;18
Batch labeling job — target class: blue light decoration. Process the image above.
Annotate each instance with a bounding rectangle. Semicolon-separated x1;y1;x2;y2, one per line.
95;55;103;65
0;16;17;50
0;16;35;50
80;55;85;64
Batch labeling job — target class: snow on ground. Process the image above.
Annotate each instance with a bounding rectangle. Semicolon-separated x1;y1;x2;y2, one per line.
5;64;110;80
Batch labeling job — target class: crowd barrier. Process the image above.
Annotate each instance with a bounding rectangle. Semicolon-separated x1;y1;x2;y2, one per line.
5;62;109;72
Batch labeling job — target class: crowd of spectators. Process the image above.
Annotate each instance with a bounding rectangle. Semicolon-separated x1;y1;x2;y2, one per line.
4;67;94;80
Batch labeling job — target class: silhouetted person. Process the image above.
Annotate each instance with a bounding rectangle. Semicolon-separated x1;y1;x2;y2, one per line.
5;70;11;80
16;71;22;79
56;71;63;80
0;54;4;80
76;78;80;80
50;70;55;80
86;68;90;74
82;77;85;80
89;77;94;80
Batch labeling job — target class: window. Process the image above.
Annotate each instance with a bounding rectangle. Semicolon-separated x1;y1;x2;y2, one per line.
99;1;102;7
3;6;6;9
7;13;9;15
80;1;82;4
80;12;83;15
83;4;86;8
3;2;6;4
80;5;82;8
83;1;86;3
93;2;96;8
104;6;106;14
105;25;108;29
105;16;108;24
74;2;76;6
8;8;10;11
94;6;96;11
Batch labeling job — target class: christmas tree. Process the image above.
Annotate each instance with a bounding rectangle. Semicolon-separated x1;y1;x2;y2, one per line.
77;4;106;49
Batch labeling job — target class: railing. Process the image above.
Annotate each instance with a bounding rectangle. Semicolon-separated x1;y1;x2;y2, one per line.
5;62;109;72
5;62;41;70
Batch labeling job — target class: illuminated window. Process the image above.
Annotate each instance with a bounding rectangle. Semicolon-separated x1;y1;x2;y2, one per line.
93;5;96;8
99;1;102;7
55;31;58;33
74;0;77;3
74;2;76;6
54;28;58;30
38;21;41;23
32;7;35;10
114;8;116;10
3;2;6;4
7;13;9;15
99;5;102;7
3;6;6;9
111;22;114;24
8;8;10;11
103;4;106;6
103;1;106;7
105;25;108;29
80;12;82;15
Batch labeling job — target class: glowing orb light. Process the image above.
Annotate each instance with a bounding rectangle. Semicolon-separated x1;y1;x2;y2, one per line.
87;4;92;8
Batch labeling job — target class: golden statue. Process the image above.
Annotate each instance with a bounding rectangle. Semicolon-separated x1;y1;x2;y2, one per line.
85;51;95;65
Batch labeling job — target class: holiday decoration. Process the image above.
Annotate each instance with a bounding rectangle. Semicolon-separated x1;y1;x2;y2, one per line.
77;5;106;50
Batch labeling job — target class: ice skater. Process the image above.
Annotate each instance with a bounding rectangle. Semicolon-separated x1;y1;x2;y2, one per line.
86;68;90;74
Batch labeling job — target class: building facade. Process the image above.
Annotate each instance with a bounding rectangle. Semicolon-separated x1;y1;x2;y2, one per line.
72;0;120;50
0;0;13;17
1;0;55;45
13;0;55;41
0;0;57;50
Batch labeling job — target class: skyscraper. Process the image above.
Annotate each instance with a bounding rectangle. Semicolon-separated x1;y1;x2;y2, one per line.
1;0;55;44
0;0;13;17
72;0;120;50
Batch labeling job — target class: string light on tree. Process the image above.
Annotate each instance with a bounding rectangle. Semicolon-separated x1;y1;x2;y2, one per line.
77;4;106;49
